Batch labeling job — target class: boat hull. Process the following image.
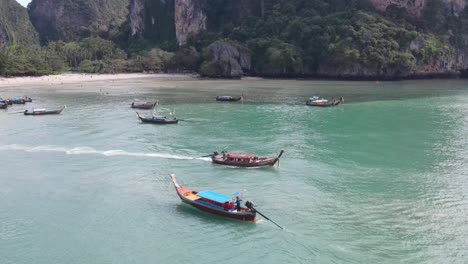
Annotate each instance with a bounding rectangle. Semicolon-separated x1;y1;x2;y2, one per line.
0;103;7;109
138;116;178;124
216;97;242;102
212;157;278;167
131;103;156;109
306;100;341;107
24;109;63;115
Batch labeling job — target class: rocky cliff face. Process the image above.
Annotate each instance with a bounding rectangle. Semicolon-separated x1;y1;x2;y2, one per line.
128;0;206;46
29;0;129;43
200;40;250;78
174;0;206;45
0;27;7;46
129;0;145;36
0;0;39;46
369;0;467;16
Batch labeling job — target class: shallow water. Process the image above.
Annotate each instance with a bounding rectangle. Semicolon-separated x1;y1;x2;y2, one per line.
1;78;467;263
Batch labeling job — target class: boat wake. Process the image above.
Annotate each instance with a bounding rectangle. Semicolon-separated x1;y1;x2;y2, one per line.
0;144;211;161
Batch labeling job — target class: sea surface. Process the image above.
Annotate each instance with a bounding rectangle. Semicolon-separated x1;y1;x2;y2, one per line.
1;78;467;263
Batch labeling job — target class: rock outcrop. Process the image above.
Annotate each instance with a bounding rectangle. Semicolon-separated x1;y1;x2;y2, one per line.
129;0;145;36
0;0;39;46
174;0;207;45
200;40;251;78
29;0;129;43
0;27;7;46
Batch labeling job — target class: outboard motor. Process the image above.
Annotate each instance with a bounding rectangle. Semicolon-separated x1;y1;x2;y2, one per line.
213;151;219;156
245;201;254;210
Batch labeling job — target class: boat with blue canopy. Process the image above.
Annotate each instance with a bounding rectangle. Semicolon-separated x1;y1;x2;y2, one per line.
171;175;256;222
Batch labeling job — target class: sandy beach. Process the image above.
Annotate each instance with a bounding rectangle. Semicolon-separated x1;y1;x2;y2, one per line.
0;73;198;88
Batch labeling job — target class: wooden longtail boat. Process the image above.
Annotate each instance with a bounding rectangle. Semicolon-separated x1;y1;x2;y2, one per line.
10;98;26;104
216;96;242;102
306;96;343;107
131;101;157;109
171;175;256;222
136;112;178;124
0;100;8;109
211;150;284;167
24;107;64;116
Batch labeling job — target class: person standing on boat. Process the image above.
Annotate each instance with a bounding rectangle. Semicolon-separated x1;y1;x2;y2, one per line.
235;196;242;211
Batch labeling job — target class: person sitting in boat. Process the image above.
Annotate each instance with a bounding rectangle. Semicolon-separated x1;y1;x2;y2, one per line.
223;201;230;211
223;201;235;211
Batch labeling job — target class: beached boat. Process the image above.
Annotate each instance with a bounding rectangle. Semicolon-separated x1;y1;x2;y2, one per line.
131;101;157;109
216;96;242;102
10;98;26;104
210;150;284;167
136;112;178;124
24;107;64;116
306;96;343;107
171;175;256;222
0;98;8;109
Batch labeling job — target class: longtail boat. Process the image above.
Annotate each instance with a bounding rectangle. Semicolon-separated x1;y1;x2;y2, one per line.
216;96;242;102
131;101;156;109
0;99;8;109
210;150;284;167
24;107;64;116
171;175;256;222
10;98;26;104
136;112;178;124
306;96;343;107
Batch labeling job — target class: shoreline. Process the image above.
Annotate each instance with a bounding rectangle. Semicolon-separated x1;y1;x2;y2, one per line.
1;72;466;90
0;73;200;88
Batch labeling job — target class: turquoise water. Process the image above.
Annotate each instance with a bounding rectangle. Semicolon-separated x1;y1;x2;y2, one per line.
1;78;467;263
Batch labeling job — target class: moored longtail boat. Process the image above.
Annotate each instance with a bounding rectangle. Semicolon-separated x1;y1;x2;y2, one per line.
136;112;178;124
211;150;284;167
131;101;157;109
0;99;8;109
10;98;26;104
306;96;343;107
215;95;242;102
171;175;256;222
24;107;64;115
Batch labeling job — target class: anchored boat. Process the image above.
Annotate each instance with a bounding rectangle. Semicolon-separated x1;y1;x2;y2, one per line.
136;112;178;124
306;96;343;107
131;101;157;109
171;175;256;222
24;107;64;115
216;95;242;102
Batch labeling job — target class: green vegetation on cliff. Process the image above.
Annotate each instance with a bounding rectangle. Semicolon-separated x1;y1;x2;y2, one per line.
191;0;454;77
2;0;468;78
0;0;39;46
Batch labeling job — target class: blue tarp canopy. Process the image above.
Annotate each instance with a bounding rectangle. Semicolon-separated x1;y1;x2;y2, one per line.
197;191;231;204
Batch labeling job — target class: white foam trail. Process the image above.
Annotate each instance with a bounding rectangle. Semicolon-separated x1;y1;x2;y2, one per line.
0;144;209;161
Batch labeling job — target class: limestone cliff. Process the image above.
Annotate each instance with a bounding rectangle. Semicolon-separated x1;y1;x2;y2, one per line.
0;0;39;46
29;0;129;43
129;0;145;36
174;0;206;45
